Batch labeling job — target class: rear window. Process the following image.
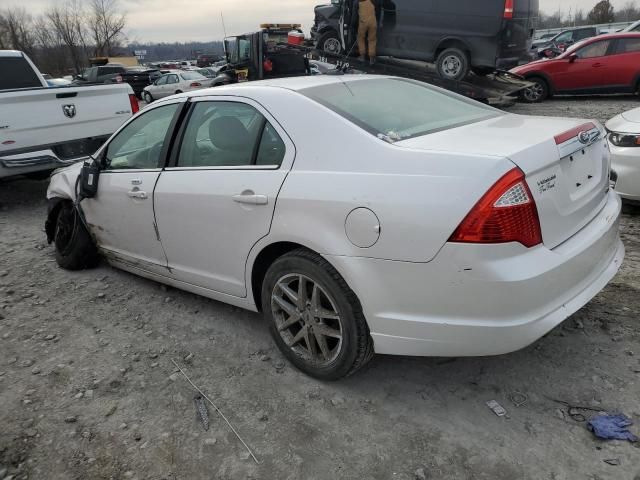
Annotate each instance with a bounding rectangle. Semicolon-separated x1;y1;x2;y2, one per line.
300;78;500;142
0;56;42;90
180;72;206;80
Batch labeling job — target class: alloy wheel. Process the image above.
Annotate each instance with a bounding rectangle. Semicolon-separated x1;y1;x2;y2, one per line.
523;82;544;102
271;274;343;365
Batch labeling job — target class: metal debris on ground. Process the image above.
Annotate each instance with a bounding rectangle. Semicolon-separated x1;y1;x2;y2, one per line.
194;395;210;431
171;359;260;464
508;391;529;407
546;397;607;423
486;400;507;417
588;414;639;442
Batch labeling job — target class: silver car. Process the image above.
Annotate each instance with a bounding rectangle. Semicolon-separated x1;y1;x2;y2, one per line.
142;71;208;103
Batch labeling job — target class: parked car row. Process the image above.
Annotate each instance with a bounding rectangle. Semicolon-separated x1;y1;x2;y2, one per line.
0;50;138;180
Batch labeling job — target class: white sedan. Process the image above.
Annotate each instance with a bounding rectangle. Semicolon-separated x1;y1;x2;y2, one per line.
45;76;624;380
606;107;640;203
142;71;208;103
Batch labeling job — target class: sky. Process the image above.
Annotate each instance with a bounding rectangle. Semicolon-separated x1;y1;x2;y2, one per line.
9;0;638;43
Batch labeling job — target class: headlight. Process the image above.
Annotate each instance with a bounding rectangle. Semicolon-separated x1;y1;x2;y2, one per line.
609;132;640;147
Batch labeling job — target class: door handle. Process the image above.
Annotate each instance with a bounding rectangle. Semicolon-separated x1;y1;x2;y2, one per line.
232;193;268;205
127;190;148;199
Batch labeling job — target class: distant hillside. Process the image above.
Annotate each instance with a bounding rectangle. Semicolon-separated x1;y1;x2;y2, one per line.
127;41;225;61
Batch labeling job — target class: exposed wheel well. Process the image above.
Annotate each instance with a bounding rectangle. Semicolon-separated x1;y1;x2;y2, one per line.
251;242;312;311
435;39;470;59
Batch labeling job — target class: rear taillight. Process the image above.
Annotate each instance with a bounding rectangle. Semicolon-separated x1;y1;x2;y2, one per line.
449;168;542;248
190;82;202;87
129;94;139;114
503;0;514;18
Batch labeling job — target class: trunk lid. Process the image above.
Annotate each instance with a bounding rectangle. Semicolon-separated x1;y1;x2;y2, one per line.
397;113;609;249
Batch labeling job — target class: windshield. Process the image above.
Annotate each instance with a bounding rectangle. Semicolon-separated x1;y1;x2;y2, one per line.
300;78;500;142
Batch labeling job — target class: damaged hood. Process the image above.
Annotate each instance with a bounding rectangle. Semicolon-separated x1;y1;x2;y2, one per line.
47;161;83;202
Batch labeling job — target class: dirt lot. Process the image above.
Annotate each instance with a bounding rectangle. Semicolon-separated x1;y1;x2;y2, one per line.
1;96;640;480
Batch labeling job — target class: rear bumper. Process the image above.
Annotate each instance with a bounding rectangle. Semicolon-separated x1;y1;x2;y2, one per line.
610;144;640;201
0;150;86;179
325;190;623;357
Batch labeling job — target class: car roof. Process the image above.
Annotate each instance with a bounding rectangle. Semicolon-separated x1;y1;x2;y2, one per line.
187;74;386;98
0;50;24;57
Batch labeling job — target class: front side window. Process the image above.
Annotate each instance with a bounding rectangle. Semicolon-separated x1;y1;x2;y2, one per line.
177;101;285;168
576;40;610;59
156;75;168;85
300;78;500;142
104;104;178;170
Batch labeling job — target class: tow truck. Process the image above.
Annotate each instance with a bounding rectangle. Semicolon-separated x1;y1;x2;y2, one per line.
214;29;532;106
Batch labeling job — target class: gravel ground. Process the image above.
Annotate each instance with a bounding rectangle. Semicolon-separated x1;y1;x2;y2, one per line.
1;97;640;480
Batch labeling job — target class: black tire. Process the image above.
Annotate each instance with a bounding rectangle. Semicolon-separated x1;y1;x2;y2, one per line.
520;76;549;103
143;91;153;103
317;30;343;55
471;66;494;76
54;202;99;270
261;249;374;380
175;90;183;95
436;48;470;81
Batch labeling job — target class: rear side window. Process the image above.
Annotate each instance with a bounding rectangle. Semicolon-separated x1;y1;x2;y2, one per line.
300;78;500;142
0;56;42;89
574;29;594;41
614;38;640;54
177;101;285;168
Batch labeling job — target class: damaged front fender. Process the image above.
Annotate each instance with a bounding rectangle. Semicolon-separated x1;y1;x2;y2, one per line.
45;162;83;244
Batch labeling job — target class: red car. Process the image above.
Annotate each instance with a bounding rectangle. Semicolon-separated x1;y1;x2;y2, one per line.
511;32;640;102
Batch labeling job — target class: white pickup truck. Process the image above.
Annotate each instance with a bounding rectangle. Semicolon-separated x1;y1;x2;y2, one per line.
0;50;138;179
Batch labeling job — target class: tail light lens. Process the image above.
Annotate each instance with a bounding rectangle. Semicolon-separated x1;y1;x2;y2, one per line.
190;82;202;87
129;94;139;114
449;168;542;248
504;0;514;18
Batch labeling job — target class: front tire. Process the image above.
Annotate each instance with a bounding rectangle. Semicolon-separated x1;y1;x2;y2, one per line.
521;76;549;103
436;48;470;81
317;31;343;56
143;91;153;103
54;202;99;270
261;249;373;380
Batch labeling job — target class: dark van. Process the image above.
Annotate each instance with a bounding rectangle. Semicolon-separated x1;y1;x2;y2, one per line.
311;0;539;80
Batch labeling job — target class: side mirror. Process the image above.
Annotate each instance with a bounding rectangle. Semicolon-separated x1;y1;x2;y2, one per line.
569;53;578;63
78;160;100;199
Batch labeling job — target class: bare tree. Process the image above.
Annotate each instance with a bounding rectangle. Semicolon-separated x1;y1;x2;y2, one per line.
0;7;36;55
588;0;615;24
88;0;126;57
618;1;640;21
47;1;88;74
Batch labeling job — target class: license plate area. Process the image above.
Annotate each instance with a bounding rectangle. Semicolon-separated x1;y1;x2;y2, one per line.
560;144;603;200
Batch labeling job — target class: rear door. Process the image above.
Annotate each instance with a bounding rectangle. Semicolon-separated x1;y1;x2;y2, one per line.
603;37;640;91
153;96;295;297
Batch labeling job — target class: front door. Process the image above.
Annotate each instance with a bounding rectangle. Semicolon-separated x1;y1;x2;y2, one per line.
153;97;294;297
81;101;183;273
553;39;611;92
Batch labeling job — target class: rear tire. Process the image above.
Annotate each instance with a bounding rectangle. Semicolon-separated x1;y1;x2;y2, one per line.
436;48;470;81
175;90;183;94
521;76;549;103
317;31;343;55
54;202;99;271
261;249;374;380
